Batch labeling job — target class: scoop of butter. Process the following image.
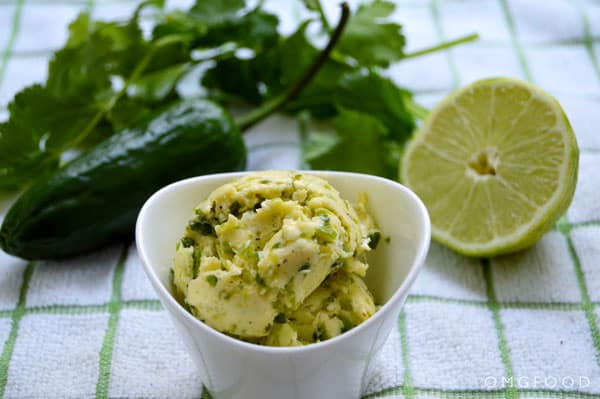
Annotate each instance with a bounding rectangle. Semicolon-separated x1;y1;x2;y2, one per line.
172;171;379;346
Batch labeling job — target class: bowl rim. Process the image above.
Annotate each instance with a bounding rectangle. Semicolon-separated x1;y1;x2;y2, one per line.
136;170;431;354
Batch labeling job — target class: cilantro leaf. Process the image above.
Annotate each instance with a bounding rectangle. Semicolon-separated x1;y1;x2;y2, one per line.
50;13;148;91
299;112;335;164
188;0;247;27
0;86;79;189
203;21;351;117
153;1;279;105
196;7;279;49
302;0;321;11
337;0;405;67
335;70;415;142
153;1;278;51
129;62;191;101
202;56;267;104
46;14;112;99
43;12;156;149
300;70;416;178
151;10;207;42
302;108;400;179
105;96;160;132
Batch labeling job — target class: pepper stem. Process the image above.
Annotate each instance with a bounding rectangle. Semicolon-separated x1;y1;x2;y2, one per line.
236;2;351;132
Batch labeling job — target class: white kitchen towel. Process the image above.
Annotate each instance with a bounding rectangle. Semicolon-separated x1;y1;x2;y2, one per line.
1;0;600;398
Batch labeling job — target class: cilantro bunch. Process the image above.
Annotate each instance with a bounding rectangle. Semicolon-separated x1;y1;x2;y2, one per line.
0;0;476;190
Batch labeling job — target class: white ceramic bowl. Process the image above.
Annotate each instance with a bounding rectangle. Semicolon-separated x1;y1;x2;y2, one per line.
136;171;430;399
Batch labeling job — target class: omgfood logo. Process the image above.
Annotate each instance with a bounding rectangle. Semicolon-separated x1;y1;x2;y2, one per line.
483;376;591;389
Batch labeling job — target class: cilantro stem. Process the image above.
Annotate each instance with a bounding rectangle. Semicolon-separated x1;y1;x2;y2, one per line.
314;0;331;33
132;0;162;22
236;2;350;132
57;34;190;154
402;33;479;59
405;98;429;120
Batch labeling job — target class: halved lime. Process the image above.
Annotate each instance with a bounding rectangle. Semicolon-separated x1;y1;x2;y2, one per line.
400;78;579;257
